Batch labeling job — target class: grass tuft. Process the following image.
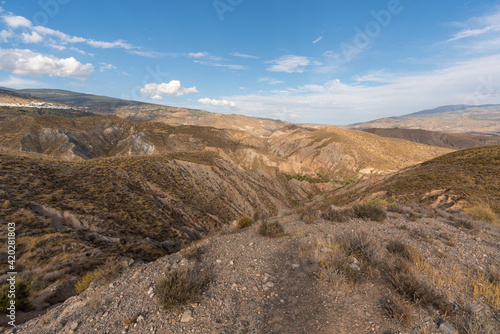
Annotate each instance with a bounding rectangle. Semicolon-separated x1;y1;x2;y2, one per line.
464;203;498;224
75;270;101;294
155;266;207;309
258;221;285;238
353;203;387;222
380;297;412;323
237;216;254;229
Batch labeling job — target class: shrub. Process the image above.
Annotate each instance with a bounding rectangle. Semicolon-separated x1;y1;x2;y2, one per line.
388;270;447;309
237;216;254;229
0;276;34;313
380;297;412;323
464;203;498;224
387;203;412;214
366;198;391;206
386;240;420;263
322;207;347;222
155;266;206;309
353;203;387;222
2;200;10;210
258;221;285;238
98;257;123;282
75;270;101;294
10;208;36;224
339;230;381;264
452;215;478;230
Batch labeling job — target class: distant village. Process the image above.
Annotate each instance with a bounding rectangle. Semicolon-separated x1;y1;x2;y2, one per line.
0;101;76;110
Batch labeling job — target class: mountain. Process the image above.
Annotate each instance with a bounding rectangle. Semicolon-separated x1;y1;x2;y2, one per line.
19;88;291;137
362;128;500;149
350;104;500;135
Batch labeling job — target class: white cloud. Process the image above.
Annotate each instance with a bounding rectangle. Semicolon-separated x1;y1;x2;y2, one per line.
140;80;198;98
266;55;311;73
0;75;43;88
188;51;209;58
0;48;93;77
230;52;259;59
220;54;500;124
151;94;163;100
198;98;236;108
86;39;133;49
258;77;285;85
21;31;42;44
3;15;31;28
447;9;500;45
99;63;117;72
193;60;246;70
0;29;11;42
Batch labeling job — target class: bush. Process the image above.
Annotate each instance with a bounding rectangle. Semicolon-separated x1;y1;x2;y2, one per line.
464;203;498;224
366;198;391;206
340;230;381;264
387;203;412;215
258;221;285;238
75;270;101;294
155;266;206;309
2;200;10;210
237;216;254;229
388;270;446;309
322;207;348;222
353;203;387;222
380;297;412;323
386;240;420;263
0;276;34;313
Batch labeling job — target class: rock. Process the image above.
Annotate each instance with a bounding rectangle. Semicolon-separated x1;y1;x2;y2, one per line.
292;264;300;269
349;263;361;271
438;320;457;334
320;247;332;253
137;315;145;322
147;287;154;295
263;282;275;291
70;322;79;330
181;310;194;323
348;256;359;264
231;283;238;290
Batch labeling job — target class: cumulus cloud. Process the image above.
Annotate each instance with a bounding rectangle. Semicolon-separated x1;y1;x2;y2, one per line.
198;98;236;108
266;55;311;73
140;80;198;98
0;48;93;77
3;15;31;28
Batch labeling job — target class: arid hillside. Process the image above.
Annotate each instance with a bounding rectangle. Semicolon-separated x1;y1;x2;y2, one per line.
351;105;500;135
363;128;500;150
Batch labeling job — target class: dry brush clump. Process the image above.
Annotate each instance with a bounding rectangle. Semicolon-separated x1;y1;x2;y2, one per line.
464;203;498;224
353;203;387;222
155;265;208;309
380;296;413;324
237;216;254;229
321;206;353;222
258;221;285;238
386;240;420;264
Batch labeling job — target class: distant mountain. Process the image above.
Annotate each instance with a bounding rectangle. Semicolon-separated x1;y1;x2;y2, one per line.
362;128;500;150
350;104;500;135
18;88;291;137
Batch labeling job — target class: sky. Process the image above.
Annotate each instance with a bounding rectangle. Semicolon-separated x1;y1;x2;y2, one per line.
0;0;500;124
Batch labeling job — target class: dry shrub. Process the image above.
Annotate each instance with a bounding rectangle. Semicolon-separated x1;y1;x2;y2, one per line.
339;230;381;264
155;266;207;309
10;208;36;224
184;245;204;262
321;207;348;222
237;216;254;229
353;203;387;222
258;221;285;238
387;203;412;215
75;270;100;294
386;240;420;264
0;276;34;313
388;270;447;309
380;297;412;323
98;257;123;282
452;215;478;230
464;203;498;224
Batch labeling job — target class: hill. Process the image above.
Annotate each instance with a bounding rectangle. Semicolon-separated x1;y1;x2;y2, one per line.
323;145;500;213
0;110;451;179
19;88;291;137
362;128;500;150
350;104;500;135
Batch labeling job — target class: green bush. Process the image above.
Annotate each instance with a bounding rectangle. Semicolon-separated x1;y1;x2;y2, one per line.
0;276;34;313
237;216;254;229
258;221;285;238
353;203;387;222
155;266;206;309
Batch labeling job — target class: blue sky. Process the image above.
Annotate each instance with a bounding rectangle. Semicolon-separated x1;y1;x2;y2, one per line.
0;0;500;124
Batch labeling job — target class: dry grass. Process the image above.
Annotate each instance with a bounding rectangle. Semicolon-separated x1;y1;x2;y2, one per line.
258;221;285;238
155;265;207;309
75;270;101;294
353;203;387;222
387;203;412;215
321;206;349;222
464;203;498;224
380;296;413;324
386;240;421;264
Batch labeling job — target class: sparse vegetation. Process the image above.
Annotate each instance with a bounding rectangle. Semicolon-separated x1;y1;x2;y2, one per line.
464;203;498;224
155;266;206;309
366;198;391;206
75;270;101;294
353;203;387;222
386;240;420;264
0;276;34;313
321;206;349;222
258;221;285;238
387;202;412;214
380;297;412;323
237;216;254;229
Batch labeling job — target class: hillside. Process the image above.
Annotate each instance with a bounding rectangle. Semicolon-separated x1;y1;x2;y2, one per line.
19;89;291;137
0;110;451;179
363;128;500;150
350;105;500;135
323;145;500;213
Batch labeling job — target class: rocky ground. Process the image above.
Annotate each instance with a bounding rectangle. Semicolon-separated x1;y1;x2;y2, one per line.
5;206;500;334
